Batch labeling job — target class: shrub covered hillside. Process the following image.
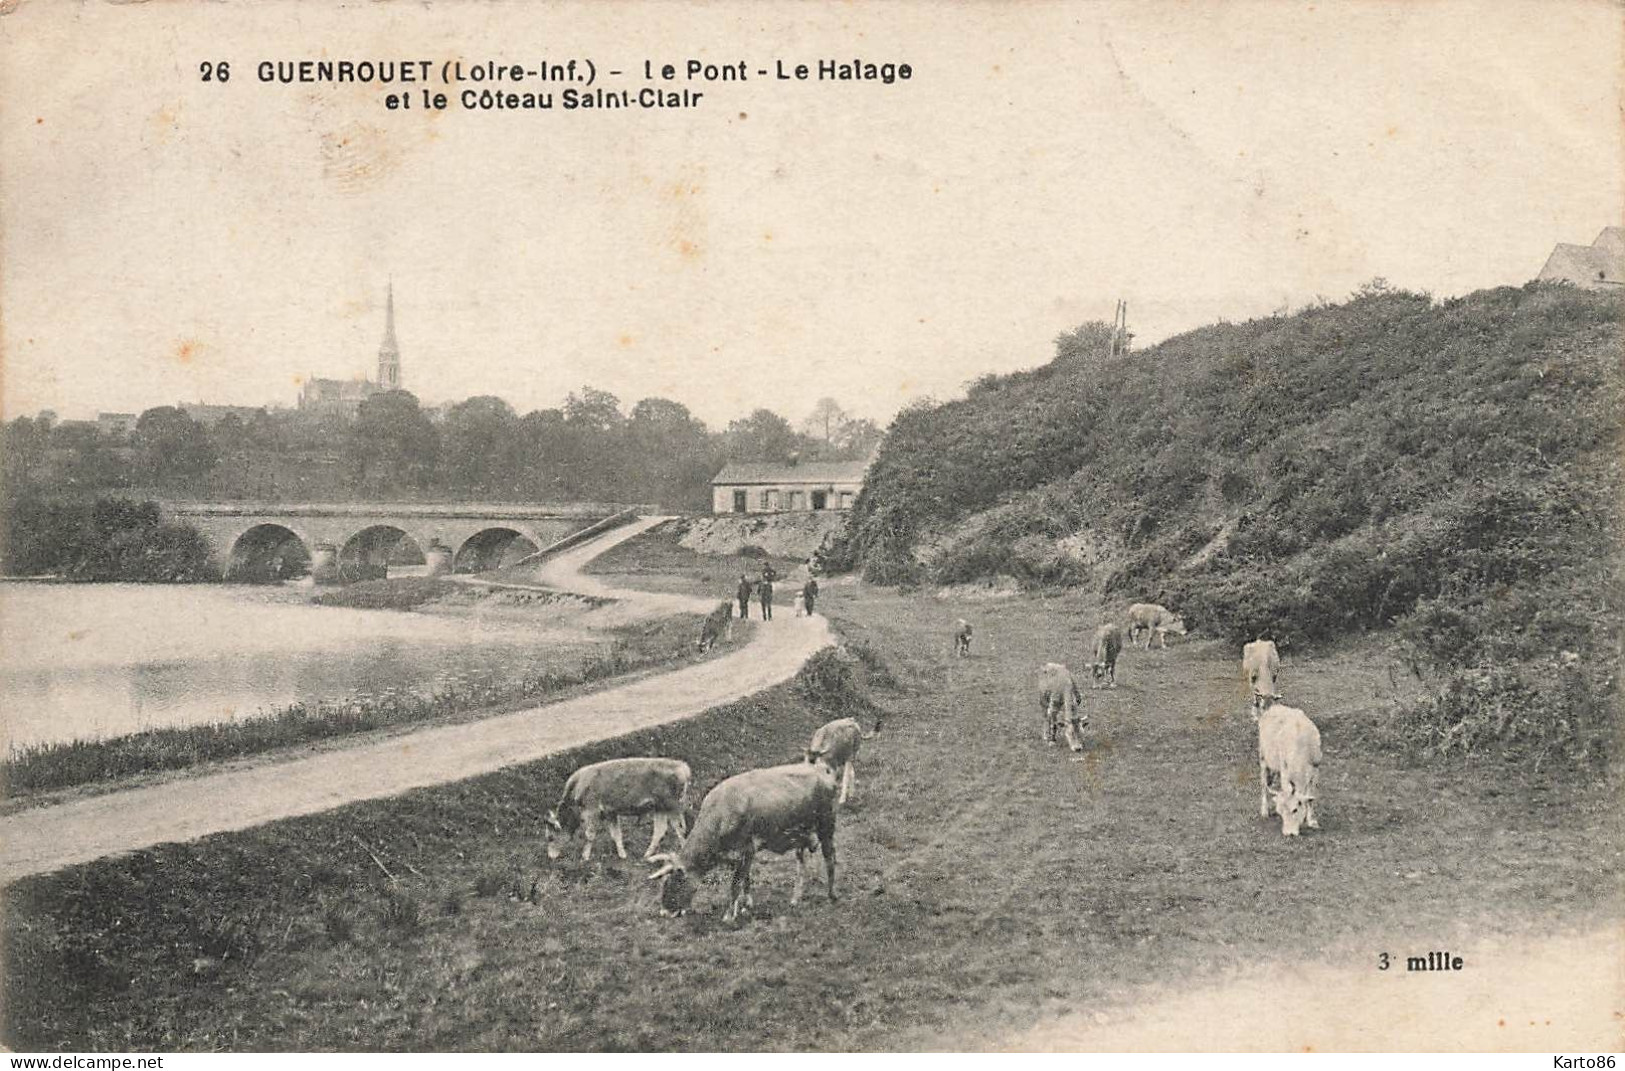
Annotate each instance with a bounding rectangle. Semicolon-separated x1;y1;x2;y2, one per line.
822;283;1623;768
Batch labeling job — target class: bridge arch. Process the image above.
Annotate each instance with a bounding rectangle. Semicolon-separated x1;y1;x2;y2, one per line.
454;527;541;573
226;524;313;583
338;525;426;582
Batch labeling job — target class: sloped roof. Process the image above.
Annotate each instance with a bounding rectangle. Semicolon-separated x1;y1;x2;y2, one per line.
712;460;870;485
1592;226;1625;258
1538;242;1624;288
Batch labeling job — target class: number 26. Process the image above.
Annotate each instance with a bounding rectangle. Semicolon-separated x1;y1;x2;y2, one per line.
200;61;231;83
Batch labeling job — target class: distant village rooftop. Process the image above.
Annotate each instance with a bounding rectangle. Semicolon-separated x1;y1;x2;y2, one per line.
1537;226;1624;290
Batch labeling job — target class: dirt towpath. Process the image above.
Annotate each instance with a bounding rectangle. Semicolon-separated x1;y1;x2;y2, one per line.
0;517;832;884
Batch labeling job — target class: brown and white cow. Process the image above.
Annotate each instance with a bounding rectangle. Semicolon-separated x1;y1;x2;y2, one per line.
1242;638;1282;719
1126;603;1188;649
697;600;735;652
545;757;692;862
953;619;974;657
804;715;881;806
1090;623;1124;688
649;761;838;921
1039;662;1089;752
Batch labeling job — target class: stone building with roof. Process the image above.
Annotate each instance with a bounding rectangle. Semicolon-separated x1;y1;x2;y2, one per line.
1537;227;1625;290
710;459;869;514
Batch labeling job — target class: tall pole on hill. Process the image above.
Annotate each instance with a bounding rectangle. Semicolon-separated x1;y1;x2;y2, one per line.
1110;300;1130;358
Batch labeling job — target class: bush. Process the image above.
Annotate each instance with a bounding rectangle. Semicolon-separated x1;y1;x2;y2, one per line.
1;496;217;582
379;889;422;933
819;282;1623;770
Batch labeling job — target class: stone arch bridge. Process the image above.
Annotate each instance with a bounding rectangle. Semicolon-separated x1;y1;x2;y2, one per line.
161;501;635;583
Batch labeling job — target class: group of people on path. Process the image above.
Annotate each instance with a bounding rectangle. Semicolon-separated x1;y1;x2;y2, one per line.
735;561;818;621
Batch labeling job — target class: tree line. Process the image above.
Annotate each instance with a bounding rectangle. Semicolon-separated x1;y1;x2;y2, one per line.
2;389;884;510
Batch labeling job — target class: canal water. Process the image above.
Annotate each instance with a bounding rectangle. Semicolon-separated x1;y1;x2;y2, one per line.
0;582;599;751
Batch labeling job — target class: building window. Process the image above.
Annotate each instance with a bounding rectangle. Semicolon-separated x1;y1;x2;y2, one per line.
839;492;854;509
788;490;804;510
763;489;779;510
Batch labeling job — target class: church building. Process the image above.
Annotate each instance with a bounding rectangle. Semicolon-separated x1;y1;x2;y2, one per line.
298;282;405;418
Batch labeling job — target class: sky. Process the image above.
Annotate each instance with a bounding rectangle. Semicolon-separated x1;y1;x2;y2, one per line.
2;0;1621;428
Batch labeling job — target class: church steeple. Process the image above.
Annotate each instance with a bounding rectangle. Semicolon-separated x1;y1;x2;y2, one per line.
377;279;401;390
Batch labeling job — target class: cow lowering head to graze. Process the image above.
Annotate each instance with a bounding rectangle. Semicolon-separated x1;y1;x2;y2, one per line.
1090;623;1124;688
1256;702;1322;836
545;757;692;862
1241;638;1282;719
1039;662;1089;752
953;619;974;658
804;715;881;806
648;761;838;922
697;600;734;652
1126;603;1188;649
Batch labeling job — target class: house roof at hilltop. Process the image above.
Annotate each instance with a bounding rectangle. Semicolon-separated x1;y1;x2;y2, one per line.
1538;241;1624;287
711;460;871;485
1593;226;1625;258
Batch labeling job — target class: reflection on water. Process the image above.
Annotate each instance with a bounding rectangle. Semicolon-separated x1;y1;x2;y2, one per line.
0;582;595;750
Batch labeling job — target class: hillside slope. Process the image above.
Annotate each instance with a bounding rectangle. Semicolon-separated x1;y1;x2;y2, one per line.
822;283;1623;767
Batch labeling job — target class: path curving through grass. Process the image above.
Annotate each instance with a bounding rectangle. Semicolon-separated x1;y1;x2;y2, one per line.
0;517;832;883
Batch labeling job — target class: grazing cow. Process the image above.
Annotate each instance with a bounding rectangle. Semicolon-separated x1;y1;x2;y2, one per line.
1039;662;1089;752
697;600;734;652
545;757;692;862
1126;602;1188;649
649;762;838;921
953;619;974;657
804;716;881;806
1242;638;1282;719
1257;703;1322;836
1090;623;1124;688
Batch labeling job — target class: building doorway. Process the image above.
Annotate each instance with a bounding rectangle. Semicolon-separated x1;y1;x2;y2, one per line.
733;490;748;513
811;490;828;510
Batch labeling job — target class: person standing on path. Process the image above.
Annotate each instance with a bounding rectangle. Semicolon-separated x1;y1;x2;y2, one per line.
736;574;754;619
802;577;819;616
758;577;775;620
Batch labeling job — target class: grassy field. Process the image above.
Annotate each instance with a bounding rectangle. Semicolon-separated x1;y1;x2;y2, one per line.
4;577;1617;1050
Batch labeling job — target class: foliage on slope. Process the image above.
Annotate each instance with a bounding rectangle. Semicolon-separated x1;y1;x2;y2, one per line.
821;282;1623;767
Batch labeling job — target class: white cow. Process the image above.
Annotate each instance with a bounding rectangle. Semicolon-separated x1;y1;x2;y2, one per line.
804;716;880;806
1242;638;1282;719
649;761;838;921
1257;703;1322;836
1126;603;1188;649
545;757;691;861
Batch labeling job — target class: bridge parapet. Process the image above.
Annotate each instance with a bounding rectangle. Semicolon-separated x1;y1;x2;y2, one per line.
158;501;642;581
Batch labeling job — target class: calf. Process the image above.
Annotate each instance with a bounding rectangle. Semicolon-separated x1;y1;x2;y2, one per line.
649;762;838;922
804;716;881;806
545;757;692;862
953;619;974;657
1126;602;1188;649
1090;623;1124;688
1241;638;1282;719
1257;703;1322;836
1039;662;1089;752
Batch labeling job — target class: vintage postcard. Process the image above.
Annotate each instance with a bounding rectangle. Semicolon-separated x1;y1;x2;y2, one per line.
1;0;1620;1055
